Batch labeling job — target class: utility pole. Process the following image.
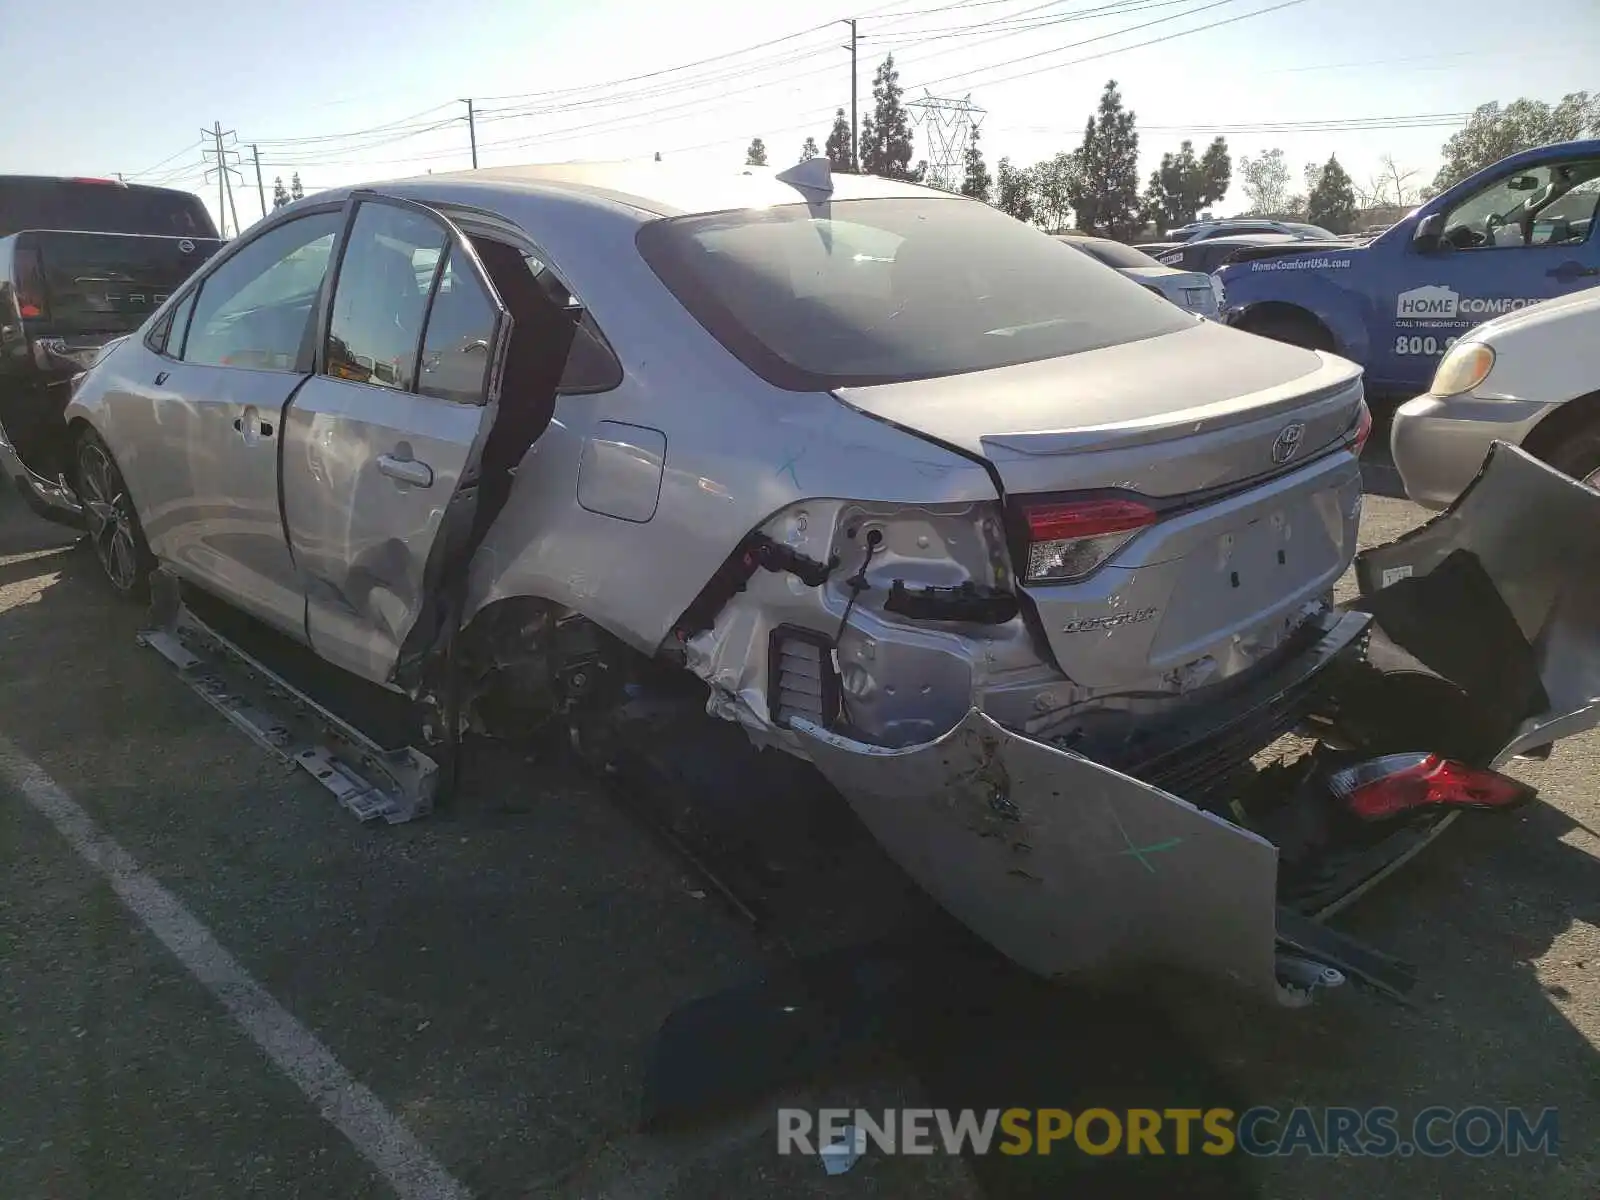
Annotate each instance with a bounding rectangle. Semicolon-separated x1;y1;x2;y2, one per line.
462;99;478;168
251;144;267;220
841;19;858;173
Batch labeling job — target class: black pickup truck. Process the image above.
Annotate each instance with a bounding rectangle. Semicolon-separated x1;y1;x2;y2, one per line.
0;177;224;517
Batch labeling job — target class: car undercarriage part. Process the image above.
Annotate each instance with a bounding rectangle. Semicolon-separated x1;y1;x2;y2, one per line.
137;571;439;824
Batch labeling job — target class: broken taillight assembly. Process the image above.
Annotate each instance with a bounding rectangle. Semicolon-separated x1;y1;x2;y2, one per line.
1328;753;1534;822
1021;497;1157;583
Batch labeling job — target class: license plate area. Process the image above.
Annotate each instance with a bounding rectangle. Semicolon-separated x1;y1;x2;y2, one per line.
1147;489;1347;663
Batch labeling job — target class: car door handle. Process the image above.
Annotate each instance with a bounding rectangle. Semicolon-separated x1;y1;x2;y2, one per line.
1547;261;1600;280
232;416;274;437
377;453;434;487
153;370;169;386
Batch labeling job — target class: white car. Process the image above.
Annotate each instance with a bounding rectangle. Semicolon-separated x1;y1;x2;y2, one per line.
1391;286;1600;508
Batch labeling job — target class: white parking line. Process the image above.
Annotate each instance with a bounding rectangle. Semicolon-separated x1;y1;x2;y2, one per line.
0;734;472;1200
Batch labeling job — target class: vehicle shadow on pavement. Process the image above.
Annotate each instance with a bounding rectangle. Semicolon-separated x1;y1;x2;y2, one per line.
637;702;1600;1198
638;770;1262;1199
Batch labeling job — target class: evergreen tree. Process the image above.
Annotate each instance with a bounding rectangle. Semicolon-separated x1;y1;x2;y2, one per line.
1141;137;1230;234
860;55;915;180
800;136;820;163
1067;80;1141;239
824;109;853;172
1306;155;1357;234
960;126;991;201
745;138;768;167
272;176;291;209
289;172;304;201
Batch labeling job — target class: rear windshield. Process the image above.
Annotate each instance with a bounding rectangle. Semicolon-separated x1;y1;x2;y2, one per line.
0;178;218;239
636;197;1193;390
1068;238;1164;270
17;232;221;333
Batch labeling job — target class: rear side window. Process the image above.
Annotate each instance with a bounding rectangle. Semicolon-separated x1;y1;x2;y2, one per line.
520;251;621;394
638;197;1191;390
183;212;340;370
0;178;217;239
325;203;445;391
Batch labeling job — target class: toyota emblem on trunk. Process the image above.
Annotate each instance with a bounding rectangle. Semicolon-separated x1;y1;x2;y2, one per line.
1272;422;1306;465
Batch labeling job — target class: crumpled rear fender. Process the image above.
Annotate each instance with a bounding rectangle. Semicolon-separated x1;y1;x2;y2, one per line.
792;709;1282;998
1356;441;1600;765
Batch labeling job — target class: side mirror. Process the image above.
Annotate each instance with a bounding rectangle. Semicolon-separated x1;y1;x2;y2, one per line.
1412;212;1446;252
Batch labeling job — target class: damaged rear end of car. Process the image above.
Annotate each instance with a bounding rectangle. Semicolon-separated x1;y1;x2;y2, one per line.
629;191;1600;1005
785;444;1600;1004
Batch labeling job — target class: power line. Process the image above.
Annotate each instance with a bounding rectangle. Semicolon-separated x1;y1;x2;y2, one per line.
250;102;460;146
336;0;1228;168
488;0;1257;158
126;140;205;180
226;0;1137;164
649;0;1302;158
228;0;1308;180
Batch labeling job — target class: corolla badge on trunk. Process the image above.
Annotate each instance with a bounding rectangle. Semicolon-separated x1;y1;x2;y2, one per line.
1271;421;1307;465
1062;607;1158;634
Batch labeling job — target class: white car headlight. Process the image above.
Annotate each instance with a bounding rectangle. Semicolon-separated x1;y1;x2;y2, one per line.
1430;340;1495;398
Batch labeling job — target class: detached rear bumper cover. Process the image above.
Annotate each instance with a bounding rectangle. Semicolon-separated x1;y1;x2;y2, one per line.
795;443;1600;997
793;707;1283;997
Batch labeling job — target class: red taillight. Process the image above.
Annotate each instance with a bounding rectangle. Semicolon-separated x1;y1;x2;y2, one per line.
1347;399;1373;456
1021;497;1157;583
13;244;47;322
1329;753;1533;822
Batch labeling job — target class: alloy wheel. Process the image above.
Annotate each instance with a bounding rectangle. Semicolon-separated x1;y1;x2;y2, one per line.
77;442;139;592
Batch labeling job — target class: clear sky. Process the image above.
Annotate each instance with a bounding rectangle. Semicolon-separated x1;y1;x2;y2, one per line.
3;0;1594;235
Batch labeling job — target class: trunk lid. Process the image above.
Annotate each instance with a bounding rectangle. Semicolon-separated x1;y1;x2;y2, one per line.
834;321;1368;691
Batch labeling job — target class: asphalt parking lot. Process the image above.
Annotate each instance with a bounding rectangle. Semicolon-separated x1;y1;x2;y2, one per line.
1;453;1596;1199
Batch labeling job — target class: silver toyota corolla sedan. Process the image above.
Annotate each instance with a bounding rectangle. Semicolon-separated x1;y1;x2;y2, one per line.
15;160;1600;1004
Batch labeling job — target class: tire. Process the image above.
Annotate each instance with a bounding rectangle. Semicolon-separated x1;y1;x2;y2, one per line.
74;428;155;600
1539;420;1600;490
1238;309;1335;352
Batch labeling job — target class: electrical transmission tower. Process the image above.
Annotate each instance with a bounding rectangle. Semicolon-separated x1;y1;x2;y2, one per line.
201;121;245;237
906;93;985;193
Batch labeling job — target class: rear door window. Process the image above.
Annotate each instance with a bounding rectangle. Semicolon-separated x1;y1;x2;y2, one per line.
324;202;445;390
416;247;497;404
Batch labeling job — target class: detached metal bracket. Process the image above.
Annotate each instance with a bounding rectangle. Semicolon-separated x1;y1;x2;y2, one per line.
137;571;438;824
